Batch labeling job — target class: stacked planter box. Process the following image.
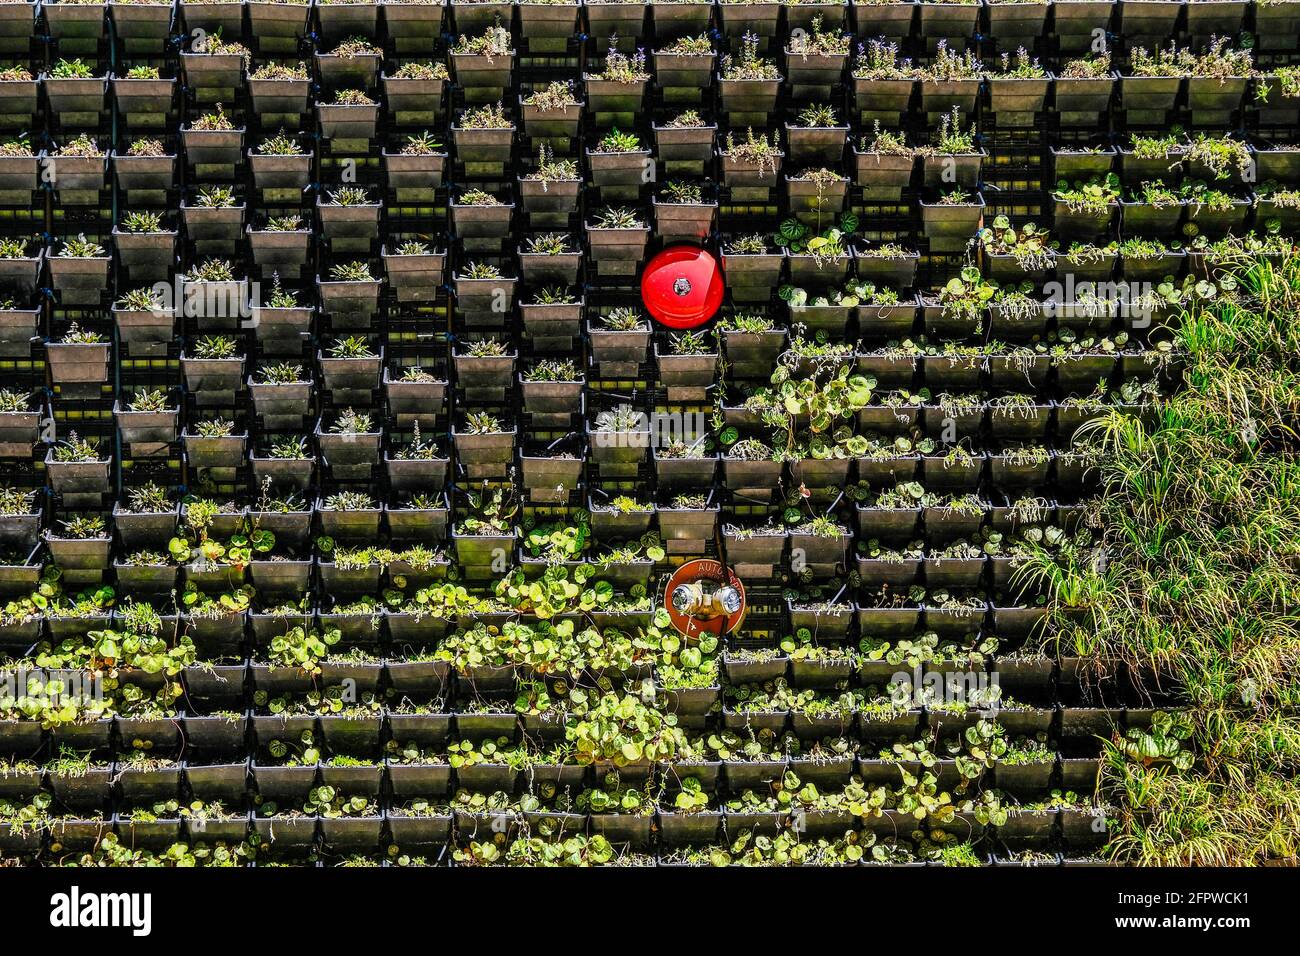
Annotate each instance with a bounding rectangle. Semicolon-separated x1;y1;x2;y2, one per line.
0;0;1289;868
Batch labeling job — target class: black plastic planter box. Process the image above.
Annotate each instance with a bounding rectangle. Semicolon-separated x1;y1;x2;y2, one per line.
0;397;39;451
653;122;716;164
387;498;450;546
1120;199;1184;239
44;74;107;118
721;457;783;501
0;250;40;295
317;0;380;40
585;224;650;275
1054;73;1118;125
383;368;447;426
181;352;246;397
785;124;850;166
110;74;177;122
855;250;920;292
452;428;517;479
382;245;447;303
986;76;1049;122
181;202;247;245
653;50;715;96
920;193;984;251
179;0;245;35
651;449;717;492
784;50;848;96
0;307;36;361
112;154;178;199
249;150;313;191
1256;0;1300;51
381;0;445;52
184;430;248;470
114;403;180;446
183;274;250;330
1186;76;1248;115
452;52;514;107
1117;0;1181;45
48;255;111;307
517;249;581;287
317;498;384;542
249;377;313;424
317;276;382;327
785;174;849;222
180;52;247;92
518;175;580;222
1120;74;1182;115
316;422;382;474
587;147;652;189
652;198;718;242
113;303;176;356
0;72;35;130
521;299;582;349
450;0;510;35
985;0;1048;42
918;77;980;115
248;227;310;270
1053;0;1117;52
317;198;382;243
720;152;784;203
587;321;650;375
917;1;979;43
921;149;983;190
315;51;381;92
317;102;380;141
583;76;649;125
248;76;311;116
718;76;781;122
1052;146;1117;184
852;76;914;123
519;375;583;417
450;198;514;239
717;0;779;46
852;149;915;201
45;534;112;571
249;454;315;491
720;249;784;304
46;340;110;386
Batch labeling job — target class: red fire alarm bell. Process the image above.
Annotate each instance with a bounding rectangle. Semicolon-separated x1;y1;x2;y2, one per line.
640;244;724;329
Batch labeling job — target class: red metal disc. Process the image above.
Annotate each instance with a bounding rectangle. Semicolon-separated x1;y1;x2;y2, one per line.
663;559;747;638
640;245;724;329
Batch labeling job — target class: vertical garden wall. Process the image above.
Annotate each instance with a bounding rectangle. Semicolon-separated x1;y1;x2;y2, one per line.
0;0;1295;867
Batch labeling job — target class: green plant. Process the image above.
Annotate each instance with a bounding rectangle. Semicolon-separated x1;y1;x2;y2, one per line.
189;103;236;131
326;186;371;206
121;210;165;233
50;58;95;79
126;388;172;413
329;408;374;434
329;89;376;106
193;185;238;208
590;40;649;83
326;336;376;359
720;33;781;80
0;390;29;414
451;24;513;57
57;234;105;258
523;81;578;110
190;335;239;359
329;261;374;281
458;101;513;129
126;137;165;157
587;204;643;230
